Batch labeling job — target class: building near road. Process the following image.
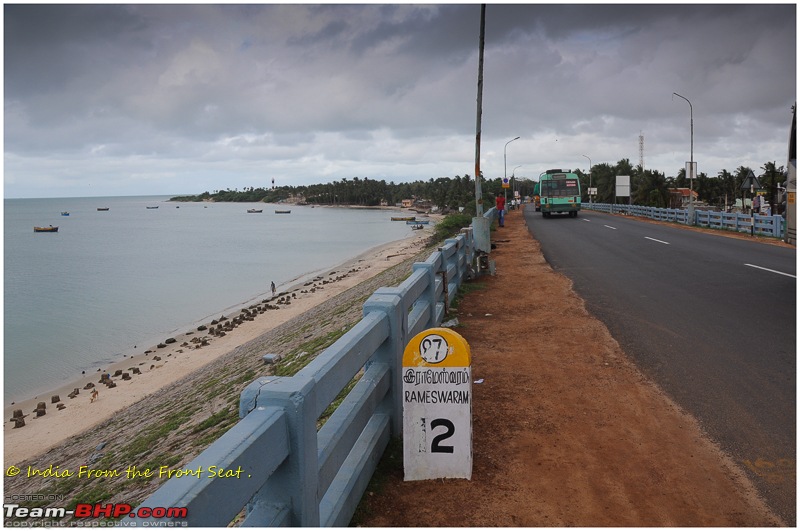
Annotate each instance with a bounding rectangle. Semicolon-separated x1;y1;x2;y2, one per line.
669;188;699;209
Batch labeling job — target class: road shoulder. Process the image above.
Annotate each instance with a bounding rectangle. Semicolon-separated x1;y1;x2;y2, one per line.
355;207;783;526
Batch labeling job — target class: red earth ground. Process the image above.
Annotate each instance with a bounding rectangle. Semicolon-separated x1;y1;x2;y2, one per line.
354;207;785;527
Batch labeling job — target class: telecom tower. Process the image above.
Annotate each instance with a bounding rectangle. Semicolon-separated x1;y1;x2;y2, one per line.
639;131;644;172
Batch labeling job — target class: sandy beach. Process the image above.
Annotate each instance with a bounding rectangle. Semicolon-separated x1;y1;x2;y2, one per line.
4;222;437;465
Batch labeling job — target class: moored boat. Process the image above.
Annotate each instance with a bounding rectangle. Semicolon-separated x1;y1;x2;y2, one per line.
97;207;109;211
391;216;415;221
34;226;58;233
275;210;291;214
61;211;70;216
247;209;263;213
405;219;429;225
146;206;159;209
410;224;425;230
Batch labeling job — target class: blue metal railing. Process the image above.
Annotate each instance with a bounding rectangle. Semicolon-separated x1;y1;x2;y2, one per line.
132;210;495;526
584;203;785;238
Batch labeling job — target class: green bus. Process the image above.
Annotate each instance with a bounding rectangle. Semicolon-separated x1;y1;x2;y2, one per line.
539;169;581;218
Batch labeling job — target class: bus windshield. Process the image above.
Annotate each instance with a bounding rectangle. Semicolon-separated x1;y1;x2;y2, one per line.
541;179;579;197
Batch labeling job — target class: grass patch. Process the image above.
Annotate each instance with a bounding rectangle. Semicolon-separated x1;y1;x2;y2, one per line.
120;410;194;460
192;407;236;434
317;375;361;429
449;280;486;311
131;453;184;482
273;328;351;376
231;369;257;386
433;213;473;242
68;481;115;509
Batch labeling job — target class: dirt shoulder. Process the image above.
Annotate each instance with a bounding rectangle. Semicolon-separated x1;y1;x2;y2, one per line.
354;207;784;527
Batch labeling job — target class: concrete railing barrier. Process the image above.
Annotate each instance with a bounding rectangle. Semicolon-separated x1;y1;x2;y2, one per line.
584;203;785;238
132;210;496;526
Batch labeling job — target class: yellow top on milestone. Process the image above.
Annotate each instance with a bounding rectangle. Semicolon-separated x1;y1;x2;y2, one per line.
402;328;470;368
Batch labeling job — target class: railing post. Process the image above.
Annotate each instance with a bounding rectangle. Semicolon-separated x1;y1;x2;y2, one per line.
460;227;475;273
363;291;406;435
772;215;783;237
412;261;438;330
239;376;320;526
444;237;461;288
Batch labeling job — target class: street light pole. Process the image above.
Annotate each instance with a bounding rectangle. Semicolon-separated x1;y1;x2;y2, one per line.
512;165;521;208
673;92;695;224
504;136;520;207
582;154;592;206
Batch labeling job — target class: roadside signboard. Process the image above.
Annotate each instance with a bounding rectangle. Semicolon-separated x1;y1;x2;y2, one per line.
615;175;630;197
402;328;472;481
502;177;510;189
685;161;697;181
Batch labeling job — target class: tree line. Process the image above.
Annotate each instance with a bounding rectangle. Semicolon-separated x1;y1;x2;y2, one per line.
170;159;787;214
577;159;787;212
172;176;499;215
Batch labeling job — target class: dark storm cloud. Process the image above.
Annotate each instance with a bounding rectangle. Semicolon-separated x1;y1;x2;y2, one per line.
3;3;796;198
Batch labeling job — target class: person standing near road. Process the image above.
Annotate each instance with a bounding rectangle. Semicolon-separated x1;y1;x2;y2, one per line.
496;195;506;227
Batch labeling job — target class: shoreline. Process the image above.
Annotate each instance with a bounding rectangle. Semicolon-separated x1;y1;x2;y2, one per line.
4;203;434;405
4;221;439;465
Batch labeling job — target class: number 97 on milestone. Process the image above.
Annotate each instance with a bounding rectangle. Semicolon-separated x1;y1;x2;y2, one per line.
402;328;472;481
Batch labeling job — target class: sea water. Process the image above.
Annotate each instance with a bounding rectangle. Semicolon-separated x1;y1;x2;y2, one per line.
4;196;420;403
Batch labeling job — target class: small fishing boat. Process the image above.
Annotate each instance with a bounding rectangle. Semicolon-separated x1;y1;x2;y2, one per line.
391;216;415;221
405;219;429;225
247;209;263;213
275;210;291;214
410;224;425;230
146;206;159;209
34;226;58;233
61;211;70;216
97;207;110;211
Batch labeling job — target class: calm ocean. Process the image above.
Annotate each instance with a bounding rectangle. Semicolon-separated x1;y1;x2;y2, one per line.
4;196;419;403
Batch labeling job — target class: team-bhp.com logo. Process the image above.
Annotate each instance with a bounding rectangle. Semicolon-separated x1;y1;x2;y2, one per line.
4;503;188;526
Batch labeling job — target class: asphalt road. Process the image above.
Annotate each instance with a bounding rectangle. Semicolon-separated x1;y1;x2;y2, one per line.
523;207;796;524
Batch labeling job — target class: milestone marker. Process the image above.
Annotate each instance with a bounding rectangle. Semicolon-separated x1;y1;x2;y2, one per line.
402;327;472;481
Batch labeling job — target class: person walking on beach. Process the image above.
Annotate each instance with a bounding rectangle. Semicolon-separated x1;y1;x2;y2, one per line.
90;388;99;403
271;281;276;297
496;195;506;227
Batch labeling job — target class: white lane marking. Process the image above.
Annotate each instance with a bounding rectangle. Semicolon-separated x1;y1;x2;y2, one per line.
582;218;591;222
604;225;617;230
645;236;670;245
744;263;796;278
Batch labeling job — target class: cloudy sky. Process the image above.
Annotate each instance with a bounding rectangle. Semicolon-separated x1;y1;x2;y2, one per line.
4;3;796;198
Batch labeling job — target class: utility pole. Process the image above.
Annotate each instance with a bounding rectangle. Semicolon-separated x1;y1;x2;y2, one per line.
471;4;492;259
474;4;486;217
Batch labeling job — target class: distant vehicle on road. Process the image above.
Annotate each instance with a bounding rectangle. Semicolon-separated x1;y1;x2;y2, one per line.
539;169;581;218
